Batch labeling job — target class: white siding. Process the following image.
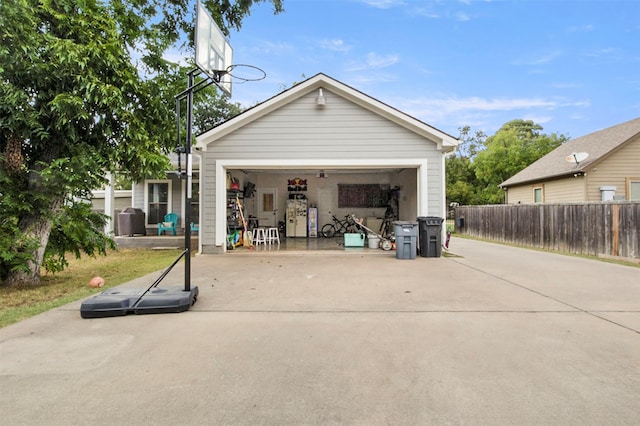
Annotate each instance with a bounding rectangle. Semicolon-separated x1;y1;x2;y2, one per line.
211;92;441;159
200;89;445;253
132;182;145;209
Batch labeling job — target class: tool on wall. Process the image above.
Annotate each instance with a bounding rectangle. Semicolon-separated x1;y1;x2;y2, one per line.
236;195;253;249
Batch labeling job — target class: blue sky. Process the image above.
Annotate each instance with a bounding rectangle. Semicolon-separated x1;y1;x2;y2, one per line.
222;0;640;140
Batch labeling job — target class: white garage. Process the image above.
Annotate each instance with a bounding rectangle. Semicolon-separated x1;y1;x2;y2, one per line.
195;73;458;253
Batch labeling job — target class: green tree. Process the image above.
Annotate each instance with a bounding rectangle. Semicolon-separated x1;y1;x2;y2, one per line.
0;0;283;286
446;120;568;206
473;119;568;204
192;87;243;135
446;126;486;206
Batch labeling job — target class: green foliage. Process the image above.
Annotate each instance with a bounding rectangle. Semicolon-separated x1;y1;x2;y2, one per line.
0;217;40;281
0;0;283;285
447;120;569;206
446;126;487;206
192;86;243;135
44;202;117;273
473;120;567;197
0;160;39;281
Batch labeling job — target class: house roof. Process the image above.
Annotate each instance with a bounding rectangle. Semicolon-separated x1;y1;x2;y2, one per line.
196;73;459;151
500;116;640;187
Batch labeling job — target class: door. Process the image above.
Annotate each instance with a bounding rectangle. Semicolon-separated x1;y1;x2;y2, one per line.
257;188;278;227
317;188;333;230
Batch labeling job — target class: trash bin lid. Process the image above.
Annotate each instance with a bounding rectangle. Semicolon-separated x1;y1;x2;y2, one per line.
393;221;418;226
417;216;444;225
121;207;144;215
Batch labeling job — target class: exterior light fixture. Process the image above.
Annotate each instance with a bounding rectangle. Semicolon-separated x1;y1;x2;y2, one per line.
316;88;326;107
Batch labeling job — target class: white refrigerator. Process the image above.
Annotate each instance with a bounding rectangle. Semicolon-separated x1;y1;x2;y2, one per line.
286;199;308;237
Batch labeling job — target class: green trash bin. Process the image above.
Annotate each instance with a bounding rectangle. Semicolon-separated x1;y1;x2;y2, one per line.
417;216;444;257
393;221;418;260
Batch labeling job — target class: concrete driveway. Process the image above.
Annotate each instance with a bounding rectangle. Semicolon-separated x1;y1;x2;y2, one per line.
1;237;639;425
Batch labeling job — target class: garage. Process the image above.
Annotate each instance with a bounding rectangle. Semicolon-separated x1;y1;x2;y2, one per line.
195;73;458;253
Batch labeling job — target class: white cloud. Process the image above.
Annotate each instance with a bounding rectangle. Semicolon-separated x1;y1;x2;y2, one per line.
358;0;405;9
550;82;582;89
513;50;563;66
388;95;589;134
250;40;294;56
319;39;352;53
163;47;189;66
584;47;620;58
406;96;558;113
350;72;398;85
522;115;552;124
346;52;399;71
413;7;441;19
567;24;594;33
455;12;471;22
366;52;399;68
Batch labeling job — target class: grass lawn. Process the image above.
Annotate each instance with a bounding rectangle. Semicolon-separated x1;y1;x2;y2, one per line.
0;249;184;328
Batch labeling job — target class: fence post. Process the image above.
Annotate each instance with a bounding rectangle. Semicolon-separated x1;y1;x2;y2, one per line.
612;203;619;257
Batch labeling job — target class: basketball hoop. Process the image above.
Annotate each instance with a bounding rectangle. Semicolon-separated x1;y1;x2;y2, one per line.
220;64;266;84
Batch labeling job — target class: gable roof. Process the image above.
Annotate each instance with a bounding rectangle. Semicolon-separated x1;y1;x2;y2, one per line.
196;73;458;151
500;116;640;187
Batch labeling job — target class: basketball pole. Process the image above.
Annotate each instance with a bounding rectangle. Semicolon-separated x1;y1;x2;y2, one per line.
183;70;194;292
175;69;222;292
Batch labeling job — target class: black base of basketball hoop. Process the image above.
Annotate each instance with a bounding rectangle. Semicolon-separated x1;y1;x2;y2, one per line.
80;286;198;318
80;249;198;319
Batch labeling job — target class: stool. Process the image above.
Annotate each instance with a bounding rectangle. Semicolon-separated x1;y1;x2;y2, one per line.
266;227;280;245
252;228;267;245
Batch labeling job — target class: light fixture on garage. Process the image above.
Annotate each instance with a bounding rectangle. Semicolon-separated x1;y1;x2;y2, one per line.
317;170;328;178
316;88;326;108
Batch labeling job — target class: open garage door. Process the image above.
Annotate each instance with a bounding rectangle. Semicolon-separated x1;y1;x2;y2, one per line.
214;159;429;252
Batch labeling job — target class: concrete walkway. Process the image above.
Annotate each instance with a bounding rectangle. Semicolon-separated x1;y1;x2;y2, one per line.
1;238;639;425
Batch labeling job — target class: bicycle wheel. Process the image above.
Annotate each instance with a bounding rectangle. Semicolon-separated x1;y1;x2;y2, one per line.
321;224;336;238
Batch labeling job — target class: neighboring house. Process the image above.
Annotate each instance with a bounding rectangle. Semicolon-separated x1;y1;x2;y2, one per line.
130;152;200;234
98;156;199;236
91;188;132;235
121;73;458;253
500;117;640;204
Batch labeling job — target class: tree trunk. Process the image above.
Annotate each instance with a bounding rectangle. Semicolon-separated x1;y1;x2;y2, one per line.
5;198;63;286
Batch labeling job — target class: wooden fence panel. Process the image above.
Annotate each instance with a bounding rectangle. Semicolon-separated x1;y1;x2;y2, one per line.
455;202;640;259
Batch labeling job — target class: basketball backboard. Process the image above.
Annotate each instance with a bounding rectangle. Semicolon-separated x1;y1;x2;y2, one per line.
195;0;233;96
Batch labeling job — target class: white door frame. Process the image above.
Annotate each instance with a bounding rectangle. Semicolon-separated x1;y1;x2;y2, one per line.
215;159;429;248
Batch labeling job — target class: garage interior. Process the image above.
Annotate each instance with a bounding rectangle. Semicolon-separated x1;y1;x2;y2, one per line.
223;166;419;252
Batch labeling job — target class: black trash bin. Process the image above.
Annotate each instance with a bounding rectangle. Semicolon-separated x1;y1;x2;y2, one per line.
118;207;146;236
417;216;444;257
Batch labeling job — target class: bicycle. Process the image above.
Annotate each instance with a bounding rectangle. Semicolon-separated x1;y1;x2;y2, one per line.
321;214;358;238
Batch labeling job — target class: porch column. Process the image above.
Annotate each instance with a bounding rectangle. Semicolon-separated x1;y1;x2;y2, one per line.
104;172;115;235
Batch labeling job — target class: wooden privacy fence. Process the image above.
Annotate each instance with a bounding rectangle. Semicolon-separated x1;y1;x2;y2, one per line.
454;202;640;259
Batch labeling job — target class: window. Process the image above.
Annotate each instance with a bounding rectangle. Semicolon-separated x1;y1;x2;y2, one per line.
628;178;640;201
533;186;543;203
262;192;274;212
146;181;171;225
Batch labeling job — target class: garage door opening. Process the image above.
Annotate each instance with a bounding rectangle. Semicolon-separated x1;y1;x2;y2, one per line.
215;160;426;253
